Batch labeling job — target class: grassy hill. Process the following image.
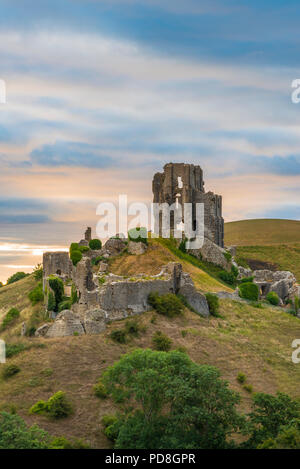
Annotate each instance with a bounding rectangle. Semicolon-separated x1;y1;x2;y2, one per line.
0;237;300;447
225;219;300;281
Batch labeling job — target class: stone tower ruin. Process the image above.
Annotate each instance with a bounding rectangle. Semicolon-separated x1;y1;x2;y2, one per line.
152;163;224;247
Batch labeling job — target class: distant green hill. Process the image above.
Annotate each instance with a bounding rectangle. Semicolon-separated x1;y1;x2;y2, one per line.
225;219;300;246
225;219;300;281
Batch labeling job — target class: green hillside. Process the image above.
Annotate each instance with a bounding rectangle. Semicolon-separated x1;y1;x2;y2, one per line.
0;238;300;447
225;219;300;281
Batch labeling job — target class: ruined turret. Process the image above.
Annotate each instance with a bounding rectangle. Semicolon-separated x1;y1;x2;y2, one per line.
152;163;224;247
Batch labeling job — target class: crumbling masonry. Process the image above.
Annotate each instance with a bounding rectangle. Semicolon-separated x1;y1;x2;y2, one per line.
153;163;224;247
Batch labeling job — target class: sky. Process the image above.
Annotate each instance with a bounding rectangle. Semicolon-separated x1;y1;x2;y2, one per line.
0;0;300;282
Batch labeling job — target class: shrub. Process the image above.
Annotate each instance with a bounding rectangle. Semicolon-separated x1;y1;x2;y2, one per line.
47;391;72;419
2;364;20;380
6;343;26;358
102;415;120;442
94;381;108;399
30;391;72;419
179;239;187;253
237;372;246;384
125;319;140;336
1;308;20;330
148;292;183;317
30;400;48;415
240;276;254;283
58;299;72;312
266;291;280;306
238;282;259;301
28;282;44;305
224;251;232;262
218;270;236;285
92;256;106;266
152;331;172;351
49;436;90;449
0;412;49;449
205;293;220;317
33;265;43;281
48;277;64;312
7;272;29;285
243;384;253;393
70;249;82;266
71;283;78;304
128;227;148;244
89;239;102;250
78;245;89;253
47;291;56;312
110;329;126;344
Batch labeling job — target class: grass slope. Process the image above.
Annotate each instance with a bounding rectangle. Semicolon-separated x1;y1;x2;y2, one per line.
110;238;232;293
0;300;299;448
225;219;300;246
225;219;300;281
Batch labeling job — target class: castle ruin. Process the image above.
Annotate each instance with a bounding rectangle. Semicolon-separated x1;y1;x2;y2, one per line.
152;163;224;247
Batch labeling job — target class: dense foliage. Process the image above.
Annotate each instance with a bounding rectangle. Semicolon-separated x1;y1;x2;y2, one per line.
238;282;259;301
205;293;220;317
102;349;245;449
7;272;29;285
89;239;102;250
266;291;280;306
148;292;183;317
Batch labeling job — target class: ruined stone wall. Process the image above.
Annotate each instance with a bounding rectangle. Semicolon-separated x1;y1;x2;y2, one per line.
152;163;224;247
43;252;73;285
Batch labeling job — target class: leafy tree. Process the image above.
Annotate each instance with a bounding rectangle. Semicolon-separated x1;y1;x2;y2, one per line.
48;277;64;312
245;392;300;448
7;272;29;285
102;349;245;449
0;412;49;449
259;420;300;449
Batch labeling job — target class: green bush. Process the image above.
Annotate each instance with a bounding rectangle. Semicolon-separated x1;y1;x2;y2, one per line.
238;282;259;301
93;381;108;399
240;276;254;283
28;282;44;305
243;384;253;393
71;283;78;304
7;272;29;285
224;251;232;262
266;291;280;306
6;343;26;358
78;245;89;253
128;227;148;244
33;265;43;281
92;256;106;266
49;436;90;449
70;249;82;266
2;364;21;380
58;299;72;312
179;239;187;253
237;372;246;384
102;415;120;442
110;329;126;344
1;308;20;330
48;277;64;312
31;391;72;419
152;331;172;351
0;412;49;449
148;292;183;317
89;239;102;250
30;400;48;415
218;270;236;285
125;319;140;336
205;293;220;317
47;291;56;312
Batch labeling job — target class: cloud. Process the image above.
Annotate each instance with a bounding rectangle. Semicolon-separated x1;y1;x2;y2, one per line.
30;140;114;168
0;214;50;224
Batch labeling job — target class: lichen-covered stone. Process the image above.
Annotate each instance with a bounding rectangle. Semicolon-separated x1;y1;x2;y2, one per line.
128;241;147;255
45;310;85;337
